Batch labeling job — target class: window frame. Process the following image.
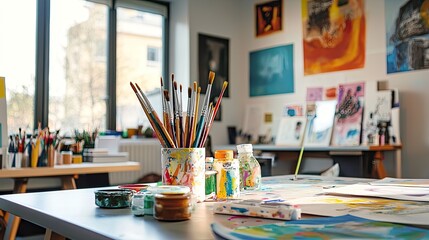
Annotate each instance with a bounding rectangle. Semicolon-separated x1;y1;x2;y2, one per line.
34;0;169;131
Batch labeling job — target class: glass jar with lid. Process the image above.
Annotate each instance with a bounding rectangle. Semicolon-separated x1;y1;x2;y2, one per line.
237;144;261;190
213;150;240;199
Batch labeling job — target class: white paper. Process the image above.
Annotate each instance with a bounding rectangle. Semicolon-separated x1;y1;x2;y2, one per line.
275;116;306;146
304;100;336;146
370;177;429;188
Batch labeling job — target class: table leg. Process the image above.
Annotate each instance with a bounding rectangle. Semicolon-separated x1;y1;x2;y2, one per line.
395;149;402;178
61;175;77;190
372;151;387;179
2;178;29;240
44;229;65;240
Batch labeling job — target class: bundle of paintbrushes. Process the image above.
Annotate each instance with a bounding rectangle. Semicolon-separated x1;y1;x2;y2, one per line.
130;71;228;148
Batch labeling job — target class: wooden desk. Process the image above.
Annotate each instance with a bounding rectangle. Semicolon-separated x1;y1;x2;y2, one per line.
0;175;426;240
0;162;140;240
215;144;402;178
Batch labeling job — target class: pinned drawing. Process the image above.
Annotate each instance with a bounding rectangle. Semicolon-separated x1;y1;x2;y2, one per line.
275;116;306;146
332;82;365;146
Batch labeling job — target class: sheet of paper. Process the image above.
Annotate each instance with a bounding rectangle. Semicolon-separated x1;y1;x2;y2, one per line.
370;177;429;188
323;183;429;202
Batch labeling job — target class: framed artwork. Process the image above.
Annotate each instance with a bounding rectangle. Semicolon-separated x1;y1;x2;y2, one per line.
302;0;366;75
255;0;282;37
249;44;294;97
198;33;229;101
0;77;8;168
385;0;429;73
275;116;306;146
332;82;365;146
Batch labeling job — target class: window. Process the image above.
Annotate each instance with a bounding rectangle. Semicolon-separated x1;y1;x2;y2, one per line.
0;1;36;134
0;0;168;135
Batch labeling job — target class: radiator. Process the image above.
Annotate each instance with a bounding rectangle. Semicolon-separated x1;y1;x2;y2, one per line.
109;139;162;185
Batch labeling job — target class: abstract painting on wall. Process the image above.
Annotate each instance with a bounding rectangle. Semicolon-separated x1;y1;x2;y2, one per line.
385;0;429;73
332;82;365;146
249;44;294;97
302;0;366;75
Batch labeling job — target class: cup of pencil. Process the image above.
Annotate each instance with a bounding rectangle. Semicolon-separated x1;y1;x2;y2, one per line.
130;71;228;202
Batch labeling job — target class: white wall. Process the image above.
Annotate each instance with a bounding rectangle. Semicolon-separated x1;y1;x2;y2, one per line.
169;0;429;178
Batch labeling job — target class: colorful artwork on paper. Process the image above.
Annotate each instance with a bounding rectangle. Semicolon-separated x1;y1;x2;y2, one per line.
275;116;306;146
304;100;337;146
211;215;429;239
306;87;323;101
283;103;305;117
255;0;282;37
160;148;205;202
386;0;429;73
302;0;366;75
332;82;365;146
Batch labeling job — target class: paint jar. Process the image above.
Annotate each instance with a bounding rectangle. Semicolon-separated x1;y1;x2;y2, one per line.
94;189;133;208
161;148;205;202
205;170;217;201
131;192;145;216
154;192;192;221
213;150;240;200
147;185;191;215
205;157;214;171
237;144;261;190
61;151;72;165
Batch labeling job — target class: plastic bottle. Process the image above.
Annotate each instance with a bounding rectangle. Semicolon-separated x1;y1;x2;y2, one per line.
237;144;261;190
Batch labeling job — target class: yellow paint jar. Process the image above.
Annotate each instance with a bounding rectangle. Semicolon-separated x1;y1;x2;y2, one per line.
213;150;240;200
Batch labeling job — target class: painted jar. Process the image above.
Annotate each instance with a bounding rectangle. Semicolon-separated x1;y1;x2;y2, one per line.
237;144;261;190
213;150;240;199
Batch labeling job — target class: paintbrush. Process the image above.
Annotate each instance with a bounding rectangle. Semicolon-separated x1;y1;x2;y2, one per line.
130;82;169;147
179;84;184;147
293;112;316;180
192;71;215;147
200;81;228;147
173;81;182;147
184;87;192;147
188;82;197;147
163;90;176;145
134;83;176;148
160;77;169;129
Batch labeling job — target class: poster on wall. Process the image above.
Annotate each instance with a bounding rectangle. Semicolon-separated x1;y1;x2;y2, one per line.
385;0;429;73
249;44;294;97
255;0;283;37
302;0;366;75
198;33;229;100
332;82;365;146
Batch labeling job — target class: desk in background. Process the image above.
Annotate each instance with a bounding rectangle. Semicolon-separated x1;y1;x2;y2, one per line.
1;175;427;240
0;161;140;240
214;144;402;178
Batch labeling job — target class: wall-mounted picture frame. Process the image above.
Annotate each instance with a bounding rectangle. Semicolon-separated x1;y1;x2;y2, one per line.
198;33;229;101
255;0;282;37
249;44;294;97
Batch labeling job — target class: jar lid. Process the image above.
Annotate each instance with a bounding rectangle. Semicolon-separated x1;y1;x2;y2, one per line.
215;150;233;160
147;185;190;195
155;192;191;200
237;144;253;153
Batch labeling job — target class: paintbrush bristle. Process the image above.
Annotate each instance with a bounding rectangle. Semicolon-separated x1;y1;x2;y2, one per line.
180;84;182;92
130;82;138;92
135;82;142;91
163;90;170;101
193;81;197;91
208;71;215;85
198;86;201;93
222;81;228;90
188;87;192;98
173;81;178;90
160;77;164;87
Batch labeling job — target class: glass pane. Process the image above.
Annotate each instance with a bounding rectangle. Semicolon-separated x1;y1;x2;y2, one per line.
116;7;164;131
0;1;36;134
49;0;108;135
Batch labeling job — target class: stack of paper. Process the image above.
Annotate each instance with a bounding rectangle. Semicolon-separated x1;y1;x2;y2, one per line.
83;148;128;163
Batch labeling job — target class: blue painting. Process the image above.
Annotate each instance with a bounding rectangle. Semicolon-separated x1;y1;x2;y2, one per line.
386;0;429;74
249;44;294;97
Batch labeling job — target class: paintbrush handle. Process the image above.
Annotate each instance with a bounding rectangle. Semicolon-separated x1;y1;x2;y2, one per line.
192;117;205;147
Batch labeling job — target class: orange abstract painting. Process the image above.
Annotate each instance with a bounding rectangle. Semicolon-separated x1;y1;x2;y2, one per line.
302;0;366;75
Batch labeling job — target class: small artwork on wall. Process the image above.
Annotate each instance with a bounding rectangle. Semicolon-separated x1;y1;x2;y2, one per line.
302;0;366;75
198;33;229;101
255;0;282;37
249;44;294;97
385;0;429;74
